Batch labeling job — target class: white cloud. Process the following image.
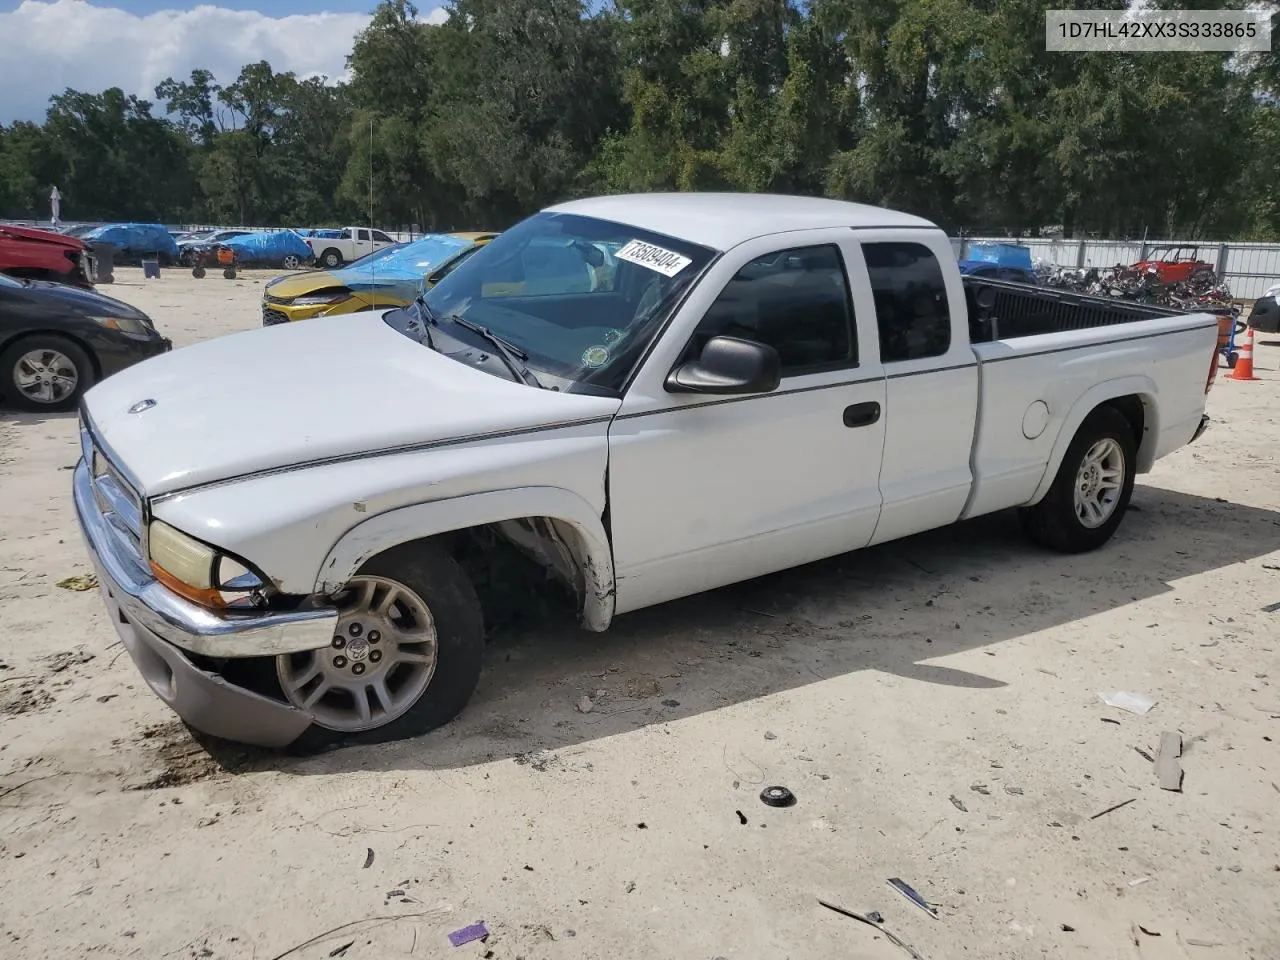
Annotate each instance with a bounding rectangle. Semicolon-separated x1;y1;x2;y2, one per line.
0;0;449;125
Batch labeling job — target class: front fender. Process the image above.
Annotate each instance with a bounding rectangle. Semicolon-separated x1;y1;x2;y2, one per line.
1026;375;1158;505
315;486;616;632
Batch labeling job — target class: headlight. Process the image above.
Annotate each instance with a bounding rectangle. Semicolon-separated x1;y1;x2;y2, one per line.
92;313;153;337
148;520;268;609
291;289;352;306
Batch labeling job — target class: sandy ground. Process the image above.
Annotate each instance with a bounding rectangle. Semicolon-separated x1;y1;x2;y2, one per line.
1;267;1278;960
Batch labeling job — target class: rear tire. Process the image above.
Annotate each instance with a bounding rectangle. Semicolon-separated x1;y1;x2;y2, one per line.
284;540;485;754
320;248;343;269
0;334;95;412
1019;405;1137;553
192;264;206;279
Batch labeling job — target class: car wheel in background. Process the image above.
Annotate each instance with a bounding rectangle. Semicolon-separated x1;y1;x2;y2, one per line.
320;248;343;269
281;254;301;270
0;335;96;413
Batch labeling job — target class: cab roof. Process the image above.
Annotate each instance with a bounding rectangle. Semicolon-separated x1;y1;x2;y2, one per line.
544;193;937;252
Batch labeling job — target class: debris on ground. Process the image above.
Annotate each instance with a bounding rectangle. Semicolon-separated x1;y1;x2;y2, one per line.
735;810;748;825
362;848;374;869
1155;732;1184;792
1004;786;1024;796
447;922;489;947
623;880;635;894
55;574;98;592
1090;798;1137;820
886;877;939;919
819;898;927;959
576;695;594;714
328;941;354;958
763;731;777;740
1099;691;1157;715
949;794;968;812
760;786;796;808
970;783;990;795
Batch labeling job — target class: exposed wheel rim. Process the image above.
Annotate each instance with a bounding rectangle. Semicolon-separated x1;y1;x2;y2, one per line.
324;253;340;267
14;349;78;404
282;255;300;269
276;575;438;732
1073;437;1125;529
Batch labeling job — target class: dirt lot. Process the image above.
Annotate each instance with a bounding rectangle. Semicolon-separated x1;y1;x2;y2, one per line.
1;267;1278;960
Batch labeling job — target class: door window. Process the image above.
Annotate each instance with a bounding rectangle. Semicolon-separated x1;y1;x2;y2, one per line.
371;230;393;243
356;229;371;242
685;244;857;376
863;242;952;363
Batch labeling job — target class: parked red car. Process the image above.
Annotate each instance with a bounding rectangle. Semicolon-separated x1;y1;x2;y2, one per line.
1130;245;1215;285
0;224;94;288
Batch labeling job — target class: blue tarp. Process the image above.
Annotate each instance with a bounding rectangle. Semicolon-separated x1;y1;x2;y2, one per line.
81;223;179;259
332;233;475;299
296;228;344;238
221;230;313;265
958;259;1037;283
965;242;1033;269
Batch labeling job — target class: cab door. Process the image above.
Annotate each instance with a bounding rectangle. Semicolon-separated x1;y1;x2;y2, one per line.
607;229;887;615
352;228;373;260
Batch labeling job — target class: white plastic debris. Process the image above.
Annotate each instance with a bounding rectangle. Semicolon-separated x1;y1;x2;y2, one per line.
1098;691;1157;715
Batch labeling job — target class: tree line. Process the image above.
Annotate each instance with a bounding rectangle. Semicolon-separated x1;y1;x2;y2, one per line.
1;0;1277;240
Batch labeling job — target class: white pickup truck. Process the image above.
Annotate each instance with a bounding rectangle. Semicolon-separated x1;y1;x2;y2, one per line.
306;227;399;269
74;194;1219;751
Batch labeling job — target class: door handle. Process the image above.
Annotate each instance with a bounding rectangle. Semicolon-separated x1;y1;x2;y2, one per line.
843;401;881;428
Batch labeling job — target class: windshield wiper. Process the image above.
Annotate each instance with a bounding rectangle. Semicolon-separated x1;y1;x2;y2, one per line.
445;313;545;389
411;293;437;350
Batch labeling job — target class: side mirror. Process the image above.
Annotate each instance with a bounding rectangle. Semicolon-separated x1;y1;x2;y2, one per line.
425;268;447;288
665;336;781;395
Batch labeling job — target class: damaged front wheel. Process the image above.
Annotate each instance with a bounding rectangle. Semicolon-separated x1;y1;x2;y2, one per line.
279;541;485;753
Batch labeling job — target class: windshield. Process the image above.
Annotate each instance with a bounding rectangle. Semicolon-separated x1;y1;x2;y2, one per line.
355;234;471;277
414;212;715;394
344;242;409;269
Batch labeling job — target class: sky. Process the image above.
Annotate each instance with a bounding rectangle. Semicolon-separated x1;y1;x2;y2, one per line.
0;0;448;125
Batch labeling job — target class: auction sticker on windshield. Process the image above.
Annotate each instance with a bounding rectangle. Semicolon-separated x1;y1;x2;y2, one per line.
615;239;692;277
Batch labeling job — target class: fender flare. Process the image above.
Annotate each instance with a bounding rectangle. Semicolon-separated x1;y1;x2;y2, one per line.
314;486;616;632
1026;376;1159;505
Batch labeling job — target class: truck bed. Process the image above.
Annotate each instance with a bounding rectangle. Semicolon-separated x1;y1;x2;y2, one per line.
964;276;1186;343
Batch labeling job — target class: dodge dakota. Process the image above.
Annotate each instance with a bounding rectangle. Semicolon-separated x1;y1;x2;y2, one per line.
73;193;1220;750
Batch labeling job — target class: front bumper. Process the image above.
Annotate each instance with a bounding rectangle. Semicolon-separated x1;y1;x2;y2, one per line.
1249;296;1280;334
95;333;172;379
261;300;343;326
73;458;335;747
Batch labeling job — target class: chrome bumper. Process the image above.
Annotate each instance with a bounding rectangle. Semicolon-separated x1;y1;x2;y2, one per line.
73;459;337;659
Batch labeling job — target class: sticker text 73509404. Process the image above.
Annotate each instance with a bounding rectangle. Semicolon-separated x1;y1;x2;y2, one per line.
614;239;692;278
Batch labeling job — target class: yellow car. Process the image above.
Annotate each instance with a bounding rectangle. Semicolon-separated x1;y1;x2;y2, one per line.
261;231;497;326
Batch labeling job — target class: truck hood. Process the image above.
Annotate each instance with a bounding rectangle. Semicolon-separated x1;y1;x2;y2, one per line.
81;311;621;497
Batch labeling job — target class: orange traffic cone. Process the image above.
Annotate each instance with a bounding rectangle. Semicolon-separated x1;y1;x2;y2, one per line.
1229;326;1259;381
